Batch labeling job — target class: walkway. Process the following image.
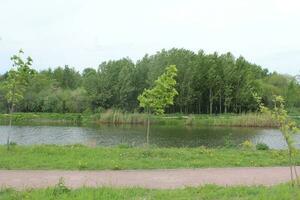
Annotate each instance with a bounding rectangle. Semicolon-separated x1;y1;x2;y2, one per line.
0;167;298;189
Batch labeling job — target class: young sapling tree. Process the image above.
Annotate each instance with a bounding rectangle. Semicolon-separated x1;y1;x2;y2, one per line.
138;65;178;144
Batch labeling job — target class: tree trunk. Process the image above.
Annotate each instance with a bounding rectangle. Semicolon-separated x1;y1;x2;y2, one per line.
289;149;295;186
198;101;201;114
219;95;222;114
7;105;14;151
146;114;150;145
209;88;213;115
293;165;299;185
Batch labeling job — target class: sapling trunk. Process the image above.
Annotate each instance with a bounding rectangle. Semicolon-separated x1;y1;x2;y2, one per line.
7;106;13;151
293;165;299;185
146;113;150;145
288;149;295;186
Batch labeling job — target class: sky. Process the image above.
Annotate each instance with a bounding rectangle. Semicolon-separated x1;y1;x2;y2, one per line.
0;0;300;75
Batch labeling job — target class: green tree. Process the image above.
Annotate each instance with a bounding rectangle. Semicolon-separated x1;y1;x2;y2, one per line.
138;65;178;144
206;54;218;115
2;50;35;149
271;96;299;186
0;47;296;115
20;73;55;112
286;80;300;109
52;65;81;89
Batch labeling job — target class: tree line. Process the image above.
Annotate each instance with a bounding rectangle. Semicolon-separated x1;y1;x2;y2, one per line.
0;48;299;114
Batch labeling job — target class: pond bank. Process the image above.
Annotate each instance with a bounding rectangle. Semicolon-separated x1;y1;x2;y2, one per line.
0;112;280;128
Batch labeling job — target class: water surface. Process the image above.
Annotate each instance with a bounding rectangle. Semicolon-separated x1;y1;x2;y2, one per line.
1;124;299;149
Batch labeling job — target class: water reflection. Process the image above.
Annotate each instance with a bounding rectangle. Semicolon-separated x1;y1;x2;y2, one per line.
0;124;299;149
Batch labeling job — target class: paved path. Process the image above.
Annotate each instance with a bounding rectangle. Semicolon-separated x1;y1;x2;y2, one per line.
0;167;298;189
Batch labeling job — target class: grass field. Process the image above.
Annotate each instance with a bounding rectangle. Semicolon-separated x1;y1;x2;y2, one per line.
1;184;300;200
0;145;298;170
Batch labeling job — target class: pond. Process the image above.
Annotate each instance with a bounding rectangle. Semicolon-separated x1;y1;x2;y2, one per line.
1;124;300;149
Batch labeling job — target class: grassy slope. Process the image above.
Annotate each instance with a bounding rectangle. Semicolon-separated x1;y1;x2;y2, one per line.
0;113;83;125
0;112;279;127
1;184;300;200
0;145;298;170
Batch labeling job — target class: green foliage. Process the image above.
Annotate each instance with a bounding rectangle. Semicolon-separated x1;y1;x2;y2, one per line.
271;95;299;185
241;140;255;149
1;48;300;114
271;96;298;154
138;65;178;115
52;65;81;89
52;178;71;196
2;50;35;112
256;143;270;151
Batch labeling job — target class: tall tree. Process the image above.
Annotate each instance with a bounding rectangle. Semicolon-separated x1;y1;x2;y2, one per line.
0;48;297;115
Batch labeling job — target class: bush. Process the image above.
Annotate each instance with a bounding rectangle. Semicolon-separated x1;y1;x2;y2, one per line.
9;142;17;146
117;143;132;148
240;140;254;149
256;143;269;150
52;178;70;196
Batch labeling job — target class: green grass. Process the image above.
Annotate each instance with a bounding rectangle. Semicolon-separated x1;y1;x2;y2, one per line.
0;112;82;125
184;113;278;127
1;184;300;200
0;112;282;127
0;145;299;170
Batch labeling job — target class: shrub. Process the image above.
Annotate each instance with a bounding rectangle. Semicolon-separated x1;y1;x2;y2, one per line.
117;143;131;148
256;143;269;150
9;142;17;146
52;178;70;196
240;140;254;149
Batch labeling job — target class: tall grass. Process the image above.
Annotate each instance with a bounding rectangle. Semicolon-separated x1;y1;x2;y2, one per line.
0;112;82;125
193;113;279;128
93;111;279;128
92;109;148;124
0;111;281;128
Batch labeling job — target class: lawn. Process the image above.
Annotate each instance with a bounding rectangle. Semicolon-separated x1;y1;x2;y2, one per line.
1;184;300;200
0;145;298;170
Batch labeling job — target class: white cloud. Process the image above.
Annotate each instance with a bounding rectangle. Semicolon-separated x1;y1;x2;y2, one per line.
0;0;299;75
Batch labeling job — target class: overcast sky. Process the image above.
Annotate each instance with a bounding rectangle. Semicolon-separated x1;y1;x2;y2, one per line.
1;0;300;75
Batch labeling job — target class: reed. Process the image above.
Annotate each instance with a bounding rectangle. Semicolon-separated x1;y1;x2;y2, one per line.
0;111;283;128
